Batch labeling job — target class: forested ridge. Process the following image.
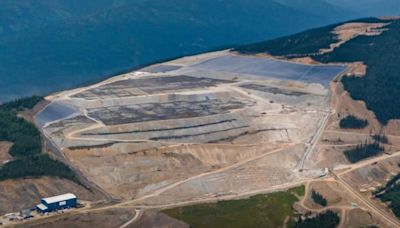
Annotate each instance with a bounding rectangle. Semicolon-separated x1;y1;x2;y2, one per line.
0;97;79;183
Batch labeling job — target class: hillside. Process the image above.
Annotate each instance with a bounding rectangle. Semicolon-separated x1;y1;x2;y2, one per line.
236;17;400;125
0;0;356;103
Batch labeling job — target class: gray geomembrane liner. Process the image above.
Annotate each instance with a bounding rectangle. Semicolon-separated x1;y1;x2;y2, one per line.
35;101;80;127
142;64;182;73
192;55;346;86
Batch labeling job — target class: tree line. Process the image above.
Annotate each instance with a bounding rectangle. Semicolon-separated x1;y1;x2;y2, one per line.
0;96;80;184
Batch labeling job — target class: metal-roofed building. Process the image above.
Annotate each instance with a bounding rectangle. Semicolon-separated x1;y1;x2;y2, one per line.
36;193;77;213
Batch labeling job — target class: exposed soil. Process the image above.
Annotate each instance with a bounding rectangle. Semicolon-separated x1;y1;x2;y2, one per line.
341;156;400;194
328;82;383;134
18;208;136;228
131;210;189;228
320;22;389;54
0;141;12;164
303;181;351;210
0;177;102;215
290;57;322;65
328;79;400;137
345;61;367;77
343;208;385;228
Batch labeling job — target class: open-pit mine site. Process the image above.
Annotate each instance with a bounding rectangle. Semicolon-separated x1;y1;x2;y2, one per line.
10;18;400;228
35;50;345;202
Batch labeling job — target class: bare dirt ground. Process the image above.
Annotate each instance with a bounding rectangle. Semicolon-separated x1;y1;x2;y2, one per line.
343;208;382;228
0;141;12;164
0;177;102;215
17;208;137;228
290;57;322;65
341;155;400;195
328;82;382;134
320;22;389;54
345;61;367;77
302;181;351;210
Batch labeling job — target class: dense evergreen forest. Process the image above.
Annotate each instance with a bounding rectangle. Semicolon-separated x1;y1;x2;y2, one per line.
235;23;339;55
295;210;340;228
0;96;43;111
236;17;400;125
339;115;368;129
311;190;328;206
0;97;79;183
344;141;384;163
